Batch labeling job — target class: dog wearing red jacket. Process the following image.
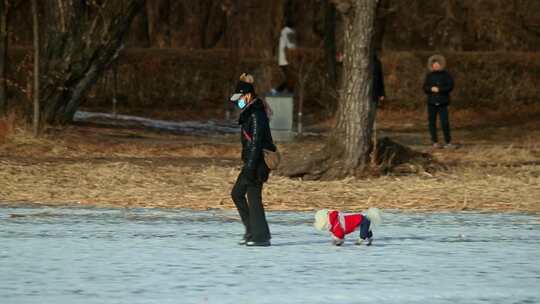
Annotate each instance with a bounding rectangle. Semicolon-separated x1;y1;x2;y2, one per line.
314;208;382;246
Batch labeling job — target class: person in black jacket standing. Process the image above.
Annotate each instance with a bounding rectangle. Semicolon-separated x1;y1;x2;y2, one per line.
423;54;455;148
372;53;385;105
230;73;276;247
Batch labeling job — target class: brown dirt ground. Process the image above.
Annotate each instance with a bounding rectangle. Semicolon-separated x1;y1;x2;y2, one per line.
1;108;539;214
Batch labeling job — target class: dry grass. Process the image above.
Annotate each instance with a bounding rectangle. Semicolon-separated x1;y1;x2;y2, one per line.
267;165;540;213
0;158;538;213
0;125;240;159
1;110;539;214
0;112;18;145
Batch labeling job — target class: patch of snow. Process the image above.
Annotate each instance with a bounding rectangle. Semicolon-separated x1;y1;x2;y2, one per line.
74;111;239;135
1;208;539;303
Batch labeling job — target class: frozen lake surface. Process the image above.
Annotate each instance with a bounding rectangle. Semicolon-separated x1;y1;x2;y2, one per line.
1;207;539;304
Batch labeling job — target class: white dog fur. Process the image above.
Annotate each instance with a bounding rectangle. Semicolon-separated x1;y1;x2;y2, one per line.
314;209;331;231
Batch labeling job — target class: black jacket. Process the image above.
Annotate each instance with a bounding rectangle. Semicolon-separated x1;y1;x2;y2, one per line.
238;98;276;182
372;56;385;101
423;70;454;106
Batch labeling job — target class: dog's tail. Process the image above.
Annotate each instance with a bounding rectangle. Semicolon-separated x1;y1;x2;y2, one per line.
366;208;382;226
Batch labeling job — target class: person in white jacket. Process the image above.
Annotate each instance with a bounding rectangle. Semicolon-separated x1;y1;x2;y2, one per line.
271;20;297;94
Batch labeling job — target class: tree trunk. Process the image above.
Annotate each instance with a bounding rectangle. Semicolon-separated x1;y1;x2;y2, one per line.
145;0;170;48
40;0;145;125
332;0;378;174
31;0;39;136
280;0;379;180
201;0;227;49
0;0;8;115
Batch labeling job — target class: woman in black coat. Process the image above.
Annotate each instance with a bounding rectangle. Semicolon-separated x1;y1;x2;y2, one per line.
372;53;386;105
423;54;454;148
229;73;276;247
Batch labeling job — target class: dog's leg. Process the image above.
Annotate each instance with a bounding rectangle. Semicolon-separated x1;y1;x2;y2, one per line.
332;238;344;246
356;237;373;246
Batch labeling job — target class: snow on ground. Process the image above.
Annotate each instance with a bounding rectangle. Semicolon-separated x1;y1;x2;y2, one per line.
1;207;539;304
74;111;239;135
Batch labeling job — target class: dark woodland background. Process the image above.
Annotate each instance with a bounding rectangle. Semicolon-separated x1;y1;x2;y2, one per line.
5;0;540;118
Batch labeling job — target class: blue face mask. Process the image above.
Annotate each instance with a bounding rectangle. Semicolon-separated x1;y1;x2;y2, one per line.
237;98;247;109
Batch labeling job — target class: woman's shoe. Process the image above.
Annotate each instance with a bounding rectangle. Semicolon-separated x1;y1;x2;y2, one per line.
238;233;252;245
246;240;271;247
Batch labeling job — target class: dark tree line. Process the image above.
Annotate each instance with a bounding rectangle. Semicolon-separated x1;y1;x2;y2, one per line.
2;0;385;180
40;0;145;124
0;0;145;125
0;0;8;114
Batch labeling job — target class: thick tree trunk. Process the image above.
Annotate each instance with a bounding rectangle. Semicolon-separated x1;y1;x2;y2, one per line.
331;0;378;174
0;0;8;114
280;1;430;179
280;0;379;180
40;0;145;125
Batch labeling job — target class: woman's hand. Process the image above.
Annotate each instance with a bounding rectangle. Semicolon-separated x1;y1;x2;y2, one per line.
431;86;439;93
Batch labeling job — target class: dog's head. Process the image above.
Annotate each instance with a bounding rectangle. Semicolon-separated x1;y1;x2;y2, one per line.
314;209;332;231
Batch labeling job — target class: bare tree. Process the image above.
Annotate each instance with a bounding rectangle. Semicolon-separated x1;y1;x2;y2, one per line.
281;0;379;180
145;0;170;48
289;49;318;135
0;0;8;114
40;0;145;125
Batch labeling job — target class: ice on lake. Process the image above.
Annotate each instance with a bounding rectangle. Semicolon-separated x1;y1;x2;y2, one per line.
1;207;539;304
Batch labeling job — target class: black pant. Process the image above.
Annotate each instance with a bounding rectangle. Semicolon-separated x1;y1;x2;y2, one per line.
427;104;451;144
275;65;291;92
231;171;270;242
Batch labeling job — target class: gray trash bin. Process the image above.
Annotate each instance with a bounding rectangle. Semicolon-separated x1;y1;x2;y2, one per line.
265;93;295;142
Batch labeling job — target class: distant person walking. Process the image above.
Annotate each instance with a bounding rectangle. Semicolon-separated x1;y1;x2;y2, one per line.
271;20;297;95
423;54;454;148
230;73;276;247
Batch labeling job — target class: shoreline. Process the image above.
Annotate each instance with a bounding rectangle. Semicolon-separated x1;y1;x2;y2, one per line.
0;201;540;216
1;201;538;216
